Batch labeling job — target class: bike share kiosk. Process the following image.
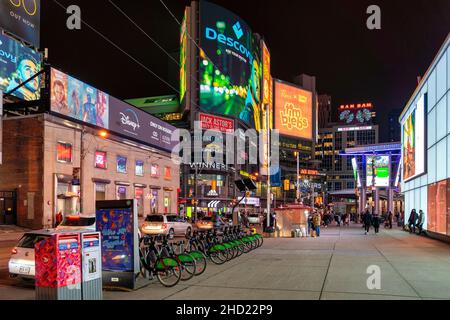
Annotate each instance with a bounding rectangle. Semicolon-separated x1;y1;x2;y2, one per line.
96;200;140;290
35;231;82;300
80;232;102;300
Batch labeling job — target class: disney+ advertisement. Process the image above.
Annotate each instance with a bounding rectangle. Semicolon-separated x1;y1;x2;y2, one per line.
199;1;262;131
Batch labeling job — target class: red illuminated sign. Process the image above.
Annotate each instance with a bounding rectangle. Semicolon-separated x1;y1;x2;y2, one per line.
339;103;373;110
199;113;234;133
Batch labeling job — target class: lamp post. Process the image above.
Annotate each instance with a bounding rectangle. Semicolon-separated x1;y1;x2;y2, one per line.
294;152;300;202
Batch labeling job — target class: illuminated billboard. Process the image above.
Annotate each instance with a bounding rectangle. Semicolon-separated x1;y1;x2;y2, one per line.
0;0;40;48
402;94;426;181
0;33;41;101
274;81;313;140
262;41;271;105
199;1;261;131
339;102;374;125
352;157;362;188
180;7;188;104
51;68;109;128
366;155;390;187
50;68;178;153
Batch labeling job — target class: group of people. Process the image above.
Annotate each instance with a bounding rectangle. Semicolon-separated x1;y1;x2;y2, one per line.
407;209;425;235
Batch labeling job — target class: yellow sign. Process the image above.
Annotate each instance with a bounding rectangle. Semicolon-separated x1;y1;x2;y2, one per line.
284;179;290;191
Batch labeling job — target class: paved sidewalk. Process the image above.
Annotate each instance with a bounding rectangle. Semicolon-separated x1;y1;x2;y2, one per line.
2;224;450;300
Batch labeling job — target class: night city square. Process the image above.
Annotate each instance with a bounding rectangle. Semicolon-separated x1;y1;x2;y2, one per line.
0;0;450;311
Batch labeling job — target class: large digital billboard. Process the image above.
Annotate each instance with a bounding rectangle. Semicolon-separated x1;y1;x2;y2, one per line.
274;81;313;140
50;68;178;153
199;1;261;131
402;94;426;181
366;155;390;187
180;7;188;105
51;68;109;128
339;102;374;125
352;157;362;188
0;33;41;100
0;0;40;48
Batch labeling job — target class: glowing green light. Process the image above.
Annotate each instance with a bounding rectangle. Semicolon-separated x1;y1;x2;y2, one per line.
215;70;221;76
217;49;222;55
216;21;226;29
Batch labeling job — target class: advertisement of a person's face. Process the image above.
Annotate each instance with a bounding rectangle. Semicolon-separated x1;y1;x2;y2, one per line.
53;82;65;103
19;59;39;91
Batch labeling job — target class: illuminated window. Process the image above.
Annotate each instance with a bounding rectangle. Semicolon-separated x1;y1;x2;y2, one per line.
135;160;144;176
117;156;127;173
151;164;159;177
57;142;72;163
95;151;107;169
164;167;172;180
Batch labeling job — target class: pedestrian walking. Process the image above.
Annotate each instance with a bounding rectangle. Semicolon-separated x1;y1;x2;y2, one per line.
373;214;380;234
417;210;425;235
408;209;418;233
308;214;314;237
388;211;393;229
313;212;321;237
362;210;372;235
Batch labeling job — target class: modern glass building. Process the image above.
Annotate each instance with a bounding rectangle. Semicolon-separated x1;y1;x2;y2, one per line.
400;34;450;241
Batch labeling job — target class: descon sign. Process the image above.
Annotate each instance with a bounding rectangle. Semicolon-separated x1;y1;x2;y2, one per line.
204;27;254;65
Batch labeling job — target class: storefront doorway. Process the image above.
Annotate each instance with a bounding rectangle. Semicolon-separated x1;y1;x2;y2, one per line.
0;191;17;225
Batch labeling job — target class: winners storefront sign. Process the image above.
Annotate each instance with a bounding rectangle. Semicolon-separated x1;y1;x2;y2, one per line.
50;68;178;153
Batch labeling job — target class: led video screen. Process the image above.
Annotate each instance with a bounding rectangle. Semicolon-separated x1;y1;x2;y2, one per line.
199;1;262;131
0;33;41;101
366;155;390;187
402;94;426;182
274;81;313;140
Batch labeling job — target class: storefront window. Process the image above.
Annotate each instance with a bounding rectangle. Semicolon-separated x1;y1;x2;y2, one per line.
136;160;144;176
135;187;144;217
428;180;448;235
164;167;172;180
150;190;158;214
95;183;106;201
188;174;226;198
95;151;107;169
164;192;171;214
117;156;127;173
117;186;127;200
56;175;80;222
151;164;159;177
57;142;72;163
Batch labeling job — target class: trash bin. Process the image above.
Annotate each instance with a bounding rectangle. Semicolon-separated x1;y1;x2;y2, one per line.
35;232;82;300
81;232;102;300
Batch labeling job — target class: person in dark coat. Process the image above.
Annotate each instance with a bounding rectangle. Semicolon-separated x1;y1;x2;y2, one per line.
372;214;380;234
363;210;372;235
417;210;425;235
387;211;394;229
408;209;418;233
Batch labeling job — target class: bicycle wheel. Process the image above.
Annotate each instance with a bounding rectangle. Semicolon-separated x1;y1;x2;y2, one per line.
189;251;207;275
177;254;196;281
209;247;227;265
155;258;182;287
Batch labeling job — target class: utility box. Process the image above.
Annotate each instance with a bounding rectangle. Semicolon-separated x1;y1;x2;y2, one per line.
81;232;102;300
35;232;82;300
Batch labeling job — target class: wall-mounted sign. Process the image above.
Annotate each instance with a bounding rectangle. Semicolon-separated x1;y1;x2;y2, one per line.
199;113;234;133
117;156;127;173
0;0;41;48
189;162;228;171
151;164;159;177
339;103;373;110
337;126;373;132
135;160;144;176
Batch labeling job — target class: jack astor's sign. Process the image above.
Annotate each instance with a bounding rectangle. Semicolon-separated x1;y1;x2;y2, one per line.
199;113;234;133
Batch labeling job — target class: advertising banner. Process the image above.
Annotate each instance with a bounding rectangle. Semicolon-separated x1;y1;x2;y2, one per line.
366;155;390;187
274;80;313;140
199;113;234;133
402;94;426;182
199;1;262;131
262;42;271;105
50;68;178;153
0;0;40;48
109;96;178;153
0;33;41;100
180;7;188;105
0;91;2;165
351;157;362;188
339;102;374;125
96;206;134;272
50;68;109;128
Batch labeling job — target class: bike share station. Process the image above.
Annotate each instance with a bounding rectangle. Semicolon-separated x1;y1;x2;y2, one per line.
34;230;102;300
95;199;147;291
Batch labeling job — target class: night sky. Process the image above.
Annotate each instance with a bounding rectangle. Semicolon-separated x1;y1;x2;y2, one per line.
41;0;450;142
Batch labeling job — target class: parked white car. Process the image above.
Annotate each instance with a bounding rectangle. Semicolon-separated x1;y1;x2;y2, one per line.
55;215;96;231
141;215;193;238
9;230;53;279
248;213;262;225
